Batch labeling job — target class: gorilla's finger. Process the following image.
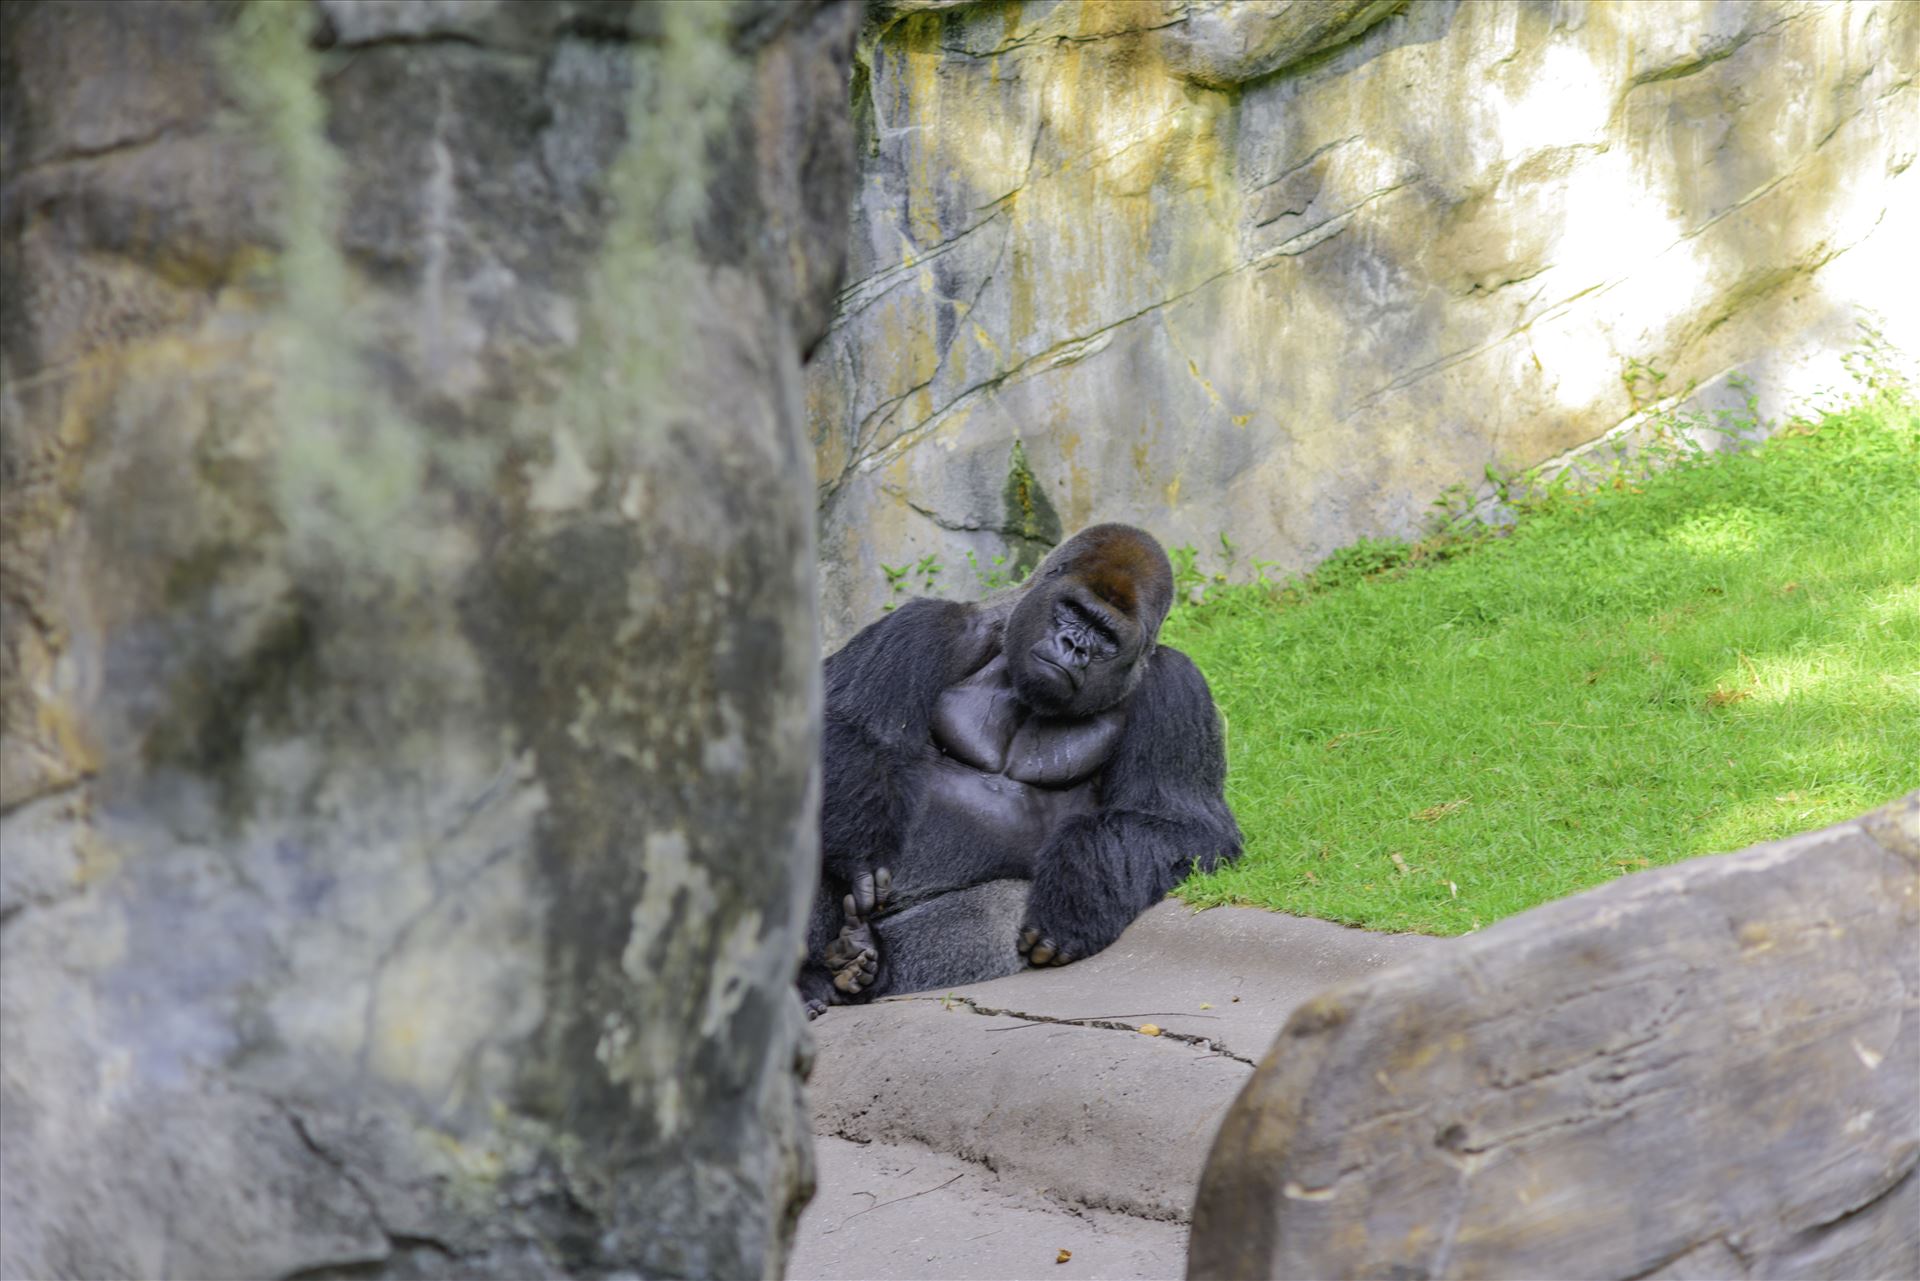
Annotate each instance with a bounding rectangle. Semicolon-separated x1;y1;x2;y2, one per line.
853;872;878;917
874;867;893;909
1028;940;1056;966
1049;949;1072;967
842;894;861;923
1018;928;1040;954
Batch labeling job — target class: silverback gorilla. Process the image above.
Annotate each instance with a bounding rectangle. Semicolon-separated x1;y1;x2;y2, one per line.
801;524;1241;1015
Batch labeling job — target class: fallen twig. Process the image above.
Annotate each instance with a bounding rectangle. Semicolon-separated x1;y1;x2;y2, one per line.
842;1173;965;1221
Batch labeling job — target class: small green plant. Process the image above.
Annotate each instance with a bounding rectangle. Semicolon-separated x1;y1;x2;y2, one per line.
1841;322;1906;395
1167;533;1247;607
879;543;1043;609
1309;537;1413;591
1420;358;1782;555
965;548;1031;593
879;553;944;610
1426;480;1484;542
1170;543;1208;605
1621;354;1690;411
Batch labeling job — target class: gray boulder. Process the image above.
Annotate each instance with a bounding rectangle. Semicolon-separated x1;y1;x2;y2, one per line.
0;1;858;1276
1189;792;1920;1280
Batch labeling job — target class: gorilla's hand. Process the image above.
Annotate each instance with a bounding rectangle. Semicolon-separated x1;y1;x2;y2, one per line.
1017;926;1074;968
849;866;894;918
824;890;884;995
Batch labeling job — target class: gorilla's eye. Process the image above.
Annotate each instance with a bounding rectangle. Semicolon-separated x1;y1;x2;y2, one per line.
1057;602;1119;658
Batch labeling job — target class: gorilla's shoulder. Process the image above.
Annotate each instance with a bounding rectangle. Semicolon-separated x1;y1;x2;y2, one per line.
831;597;970;656
1139;644;1215;702
827;597;995;674
1123;643;1224;742
825;597;1004;723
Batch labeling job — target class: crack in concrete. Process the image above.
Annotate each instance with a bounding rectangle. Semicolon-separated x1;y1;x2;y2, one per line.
818;1127;1197;1227
921;995;1259;1066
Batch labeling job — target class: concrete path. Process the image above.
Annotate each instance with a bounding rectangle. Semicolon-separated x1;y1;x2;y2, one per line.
794;901;1441;1278
790;1137;1188;1281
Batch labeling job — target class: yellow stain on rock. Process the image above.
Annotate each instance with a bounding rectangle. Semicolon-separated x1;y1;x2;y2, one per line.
1056;427;1092;528
839;0;1253;563
972;322;1006;365
35;700;101;780
901;14;947;251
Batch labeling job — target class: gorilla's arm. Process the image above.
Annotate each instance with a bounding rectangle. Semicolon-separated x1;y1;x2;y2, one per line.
821;597;998;894
1020;645;1240;961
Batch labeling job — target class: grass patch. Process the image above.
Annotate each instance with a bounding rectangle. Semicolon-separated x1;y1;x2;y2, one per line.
1165;377;1920;935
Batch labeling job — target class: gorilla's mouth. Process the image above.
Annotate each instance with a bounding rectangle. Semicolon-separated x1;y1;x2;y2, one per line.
1032;651;1081;691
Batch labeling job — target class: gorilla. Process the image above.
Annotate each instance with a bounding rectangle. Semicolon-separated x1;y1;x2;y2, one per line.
801;523;1241;1015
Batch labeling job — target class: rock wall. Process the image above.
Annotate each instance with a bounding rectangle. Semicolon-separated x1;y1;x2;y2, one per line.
0;1;856;1277
809;0;1920;644
1188;792;1920;1281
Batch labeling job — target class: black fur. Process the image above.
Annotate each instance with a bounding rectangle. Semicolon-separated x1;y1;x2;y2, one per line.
802;525;1241;1011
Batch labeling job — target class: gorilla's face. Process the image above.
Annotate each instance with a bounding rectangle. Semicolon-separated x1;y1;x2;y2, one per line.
1005;573;1149;717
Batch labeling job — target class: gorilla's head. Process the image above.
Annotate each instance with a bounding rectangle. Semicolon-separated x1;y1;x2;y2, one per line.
1004;524;1175;717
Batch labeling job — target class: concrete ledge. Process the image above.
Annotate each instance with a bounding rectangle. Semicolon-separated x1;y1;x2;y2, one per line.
806;903;1438;1221
1189;791;1920;1281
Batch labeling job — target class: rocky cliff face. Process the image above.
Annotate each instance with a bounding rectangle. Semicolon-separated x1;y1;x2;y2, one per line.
0;1;856;1276
810;0;1919;644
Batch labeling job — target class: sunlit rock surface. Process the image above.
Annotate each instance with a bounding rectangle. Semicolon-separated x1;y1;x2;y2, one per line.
0;1;857;1276
1189;792;1920;1280
810;0;1919;644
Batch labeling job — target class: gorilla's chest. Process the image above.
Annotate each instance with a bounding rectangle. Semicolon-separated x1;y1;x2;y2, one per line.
931;655;1125;786
908;656;1122;877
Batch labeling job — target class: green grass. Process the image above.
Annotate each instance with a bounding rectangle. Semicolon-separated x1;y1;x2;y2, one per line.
1165;381;1920;935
